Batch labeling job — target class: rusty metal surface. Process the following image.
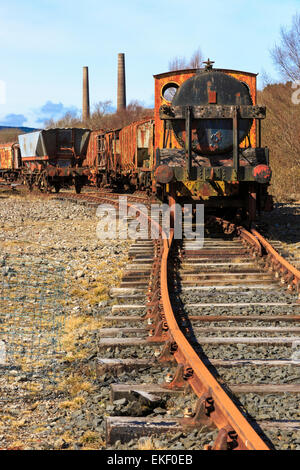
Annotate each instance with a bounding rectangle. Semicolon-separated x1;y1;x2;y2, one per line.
103;130;120;173
152;65;268;214
84;130;103;168
119;118;153;172
168;71;255;155
155;164;174;184
154;68;258;80
156;219;299;449
160;104;266;120
154;69;257;157
0;142;15;169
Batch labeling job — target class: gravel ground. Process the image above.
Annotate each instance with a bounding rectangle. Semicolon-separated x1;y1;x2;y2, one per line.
0;191;132;450
257;202;300;264
174;216;300;451
0;191;223;451
0;190;299;451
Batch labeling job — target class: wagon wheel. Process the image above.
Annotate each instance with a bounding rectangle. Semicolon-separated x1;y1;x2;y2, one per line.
101;173;109;188
54;183;61;193
38;172;51;193
24;173;34;192
75;183;82;194
74;175;84;194
96;174;103;188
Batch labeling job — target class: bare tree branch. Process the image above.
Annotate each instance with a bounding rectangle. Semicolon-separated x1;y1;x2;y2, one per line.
168;56;188;71
168;47;205;71
271;12;300;81
258;82;300;200
190;48;204;69
46;100;153;131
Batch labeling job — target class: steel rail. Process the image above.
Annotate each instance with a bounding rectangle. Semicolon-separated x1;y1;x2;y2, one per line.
160;228;270;450
251;228;300;293
206;216;263;257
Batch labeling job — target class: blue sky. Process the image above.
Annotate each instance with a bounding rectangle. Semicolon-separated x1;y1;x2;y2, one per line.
0;0;299;127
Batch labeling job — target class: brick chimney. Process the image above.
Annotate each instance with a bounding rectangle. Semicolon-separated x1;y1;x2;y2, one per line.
117;53;126;111
82;66;90;122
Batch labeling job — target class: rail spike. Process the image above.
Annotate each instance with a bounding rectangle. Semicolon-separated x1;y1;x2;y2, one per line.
162;363;192;390
209;426;239;451
157;341;177;363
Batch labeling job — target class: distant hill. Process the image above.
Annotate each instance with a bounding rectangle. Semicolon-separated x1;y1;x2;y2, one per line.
0;126;39;133
0;126;40;144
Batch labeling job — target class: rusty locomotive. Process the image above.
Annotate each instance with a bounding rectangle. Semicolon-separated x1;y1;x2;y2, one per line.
86;61;272;221
0;61;272;221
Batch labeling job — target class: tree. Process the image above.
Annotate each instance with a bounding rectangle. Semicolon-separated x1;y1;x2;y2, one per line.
189;48;204;69
271;12;300;81
267;12;300;200
45;100;153;131
45;111;81;129
258;82;300;200
168;56;189;71
168;47;204;71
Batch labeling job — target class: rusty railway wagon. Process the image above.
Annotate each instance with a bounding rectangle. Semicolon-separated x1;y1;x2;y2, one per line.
85;118;154;192
0;142;21;182
18;128;91;193
93;61;272;222
84;128;121;188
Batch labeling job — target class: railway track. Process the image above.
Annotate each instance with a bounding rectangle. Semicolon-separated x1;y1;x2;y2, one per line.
54;190;300;450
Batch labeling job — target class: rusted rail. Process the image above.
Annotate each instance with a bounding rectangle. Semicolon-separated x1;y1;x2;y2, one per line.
149;216;299;450
155;227;270;450
251;228;300;294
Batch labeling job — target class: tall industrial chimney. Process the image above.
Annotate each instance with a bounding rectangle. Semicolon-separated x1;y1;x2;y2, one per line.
117;53;126;111
82;66;90;123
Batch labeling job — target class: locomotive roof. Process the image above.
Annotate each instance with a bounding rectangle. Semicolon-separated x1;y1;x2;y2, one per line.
153;68;258;79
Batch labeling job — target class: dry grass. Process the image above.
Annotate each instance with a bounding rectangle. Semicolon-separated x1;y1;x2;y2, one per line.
61;315;101;361
57;373;95;396
8;189;50;201
258;82;300;202
7;440;24;449
69;259;126;307
59;397;86;410
10;419;27;429
137;438;159;450
80;431;103;444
